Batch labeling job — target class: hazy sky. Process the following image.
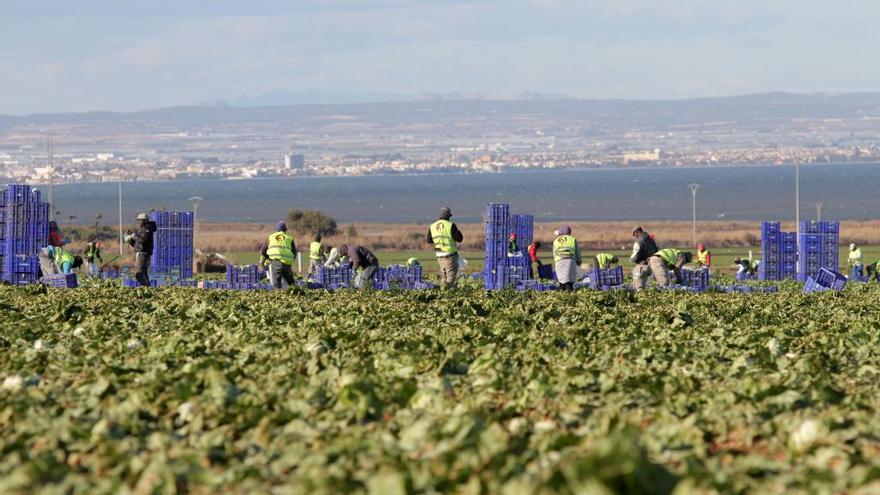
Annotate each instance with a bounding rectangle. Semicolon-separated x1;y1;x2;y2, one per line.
2;0;878;114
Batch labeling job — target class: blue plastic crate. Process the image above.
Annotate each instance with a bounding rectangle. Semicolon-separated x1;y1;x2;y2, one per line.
41;273;78;288
537;264;555;280
799;221;822;234
761;221;781;235
814;267;846;291
803;276;828;293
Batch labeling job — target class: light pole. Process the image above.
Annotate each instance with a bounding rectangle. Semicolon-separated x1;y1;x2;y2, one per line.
94;213;102;240
816;202;822;221
118;182;124;255
688;183;700;247
795;163;800;263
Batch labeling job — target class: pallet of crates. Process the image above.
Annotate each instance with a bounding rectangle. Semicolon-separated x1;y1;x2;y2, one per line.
318;265;352;289
40;273;78;288
226;264;263;285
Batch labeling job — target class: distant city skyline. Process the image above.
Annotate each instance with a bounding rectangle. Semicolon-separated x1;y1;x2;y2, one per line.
2;0;879;115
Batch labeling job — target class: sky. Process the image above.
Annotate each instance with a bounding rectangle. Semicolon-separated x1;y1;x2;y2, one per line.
2;0;879;115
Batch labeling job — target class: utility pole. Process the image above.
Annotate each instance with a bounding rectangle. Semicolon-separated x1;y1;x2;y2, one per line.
188;196;203;273
118;182;123;255
47;131;54;220
795;162;800;259
816;202;822;221
94;213;102;240
688;183;700;248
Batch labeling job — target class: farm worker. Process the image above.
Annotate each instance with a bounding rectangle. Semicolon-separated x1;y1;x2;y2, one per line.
592;253;619;272
645;248;693;286
553;226;581;291
695;243;711;269
125;212;157;287
85;240;103;276
733;258;757;277
48;220;63;247
848;243;863;277
339;244;380;289
48;246;83;274
865;261;880;282
406;257;420;267
260;221;297;289
426;206;464;289
629;226;659;291
508;233;519;255
307;234;323;279
528;241;543;278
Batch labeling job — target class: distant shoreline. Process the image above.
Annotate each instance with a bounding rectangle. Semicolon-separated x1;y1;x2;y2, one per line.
21;160;880;187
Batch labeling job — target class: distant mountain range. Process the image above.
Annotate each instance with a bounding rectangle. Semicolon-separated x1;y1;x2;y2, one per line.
3;92;880;132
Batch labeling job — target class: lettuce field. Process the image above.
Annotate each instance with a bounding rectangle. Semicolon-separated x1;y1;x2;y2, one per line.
2;281;880;494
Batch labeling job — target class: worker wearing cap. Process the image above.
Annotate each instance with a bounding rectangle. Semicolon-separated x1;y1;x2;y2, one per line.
427;206;464;289
592;253;619;273
553;226;581;291
528;241;543;278
629;225;659;290
260;221;297;289
848;243;863;278
695;243;711;269
647;248;693;286
125;212;157;287
406;257;421;267
508;233;519;256
307;234;323;279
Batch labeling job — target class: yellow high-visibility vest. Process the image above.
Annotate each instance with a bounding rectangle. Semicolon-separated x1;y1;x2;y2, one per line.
266;231;295;265
553;235;577;263
430;219;457;254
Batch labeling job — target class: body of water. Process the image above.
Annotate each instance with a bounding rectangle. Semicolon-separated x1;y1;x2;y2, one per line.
38;163;880;224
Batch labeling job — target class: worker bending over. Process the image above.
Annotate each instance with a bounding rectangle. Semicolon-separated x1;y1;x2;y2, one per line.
733;257;757;277
260;221;297;289
427;206;464;289
553;226;581;291
337;244;380;289
695;243;711;269
630;226;659;290
52;246;83;274
592;253;619;272
650;248;693;286
308;234;323;278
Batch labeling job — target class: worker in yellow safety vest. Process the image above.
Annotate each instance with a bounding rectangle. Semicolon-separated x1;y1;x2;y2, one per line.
260;221;297;289
640;248;692;288
49;246;83;274
849;243;863;277
695;243;711;269
553;226;581;291
427;206;463;288
591;252;619;272
308;234;323;279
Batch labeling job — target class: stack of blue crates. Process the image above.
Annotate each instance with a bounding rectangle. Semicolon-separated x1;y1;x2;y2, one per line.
0;184;49;285
759;222;798;281
483;204;535;290
484;203;510;289
588;266;625;289
317;265;352;288
680;268;710;289
226;264;264;285
150;211;194;282
798;221;839;282
41;273;78;288
510;214;534;248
